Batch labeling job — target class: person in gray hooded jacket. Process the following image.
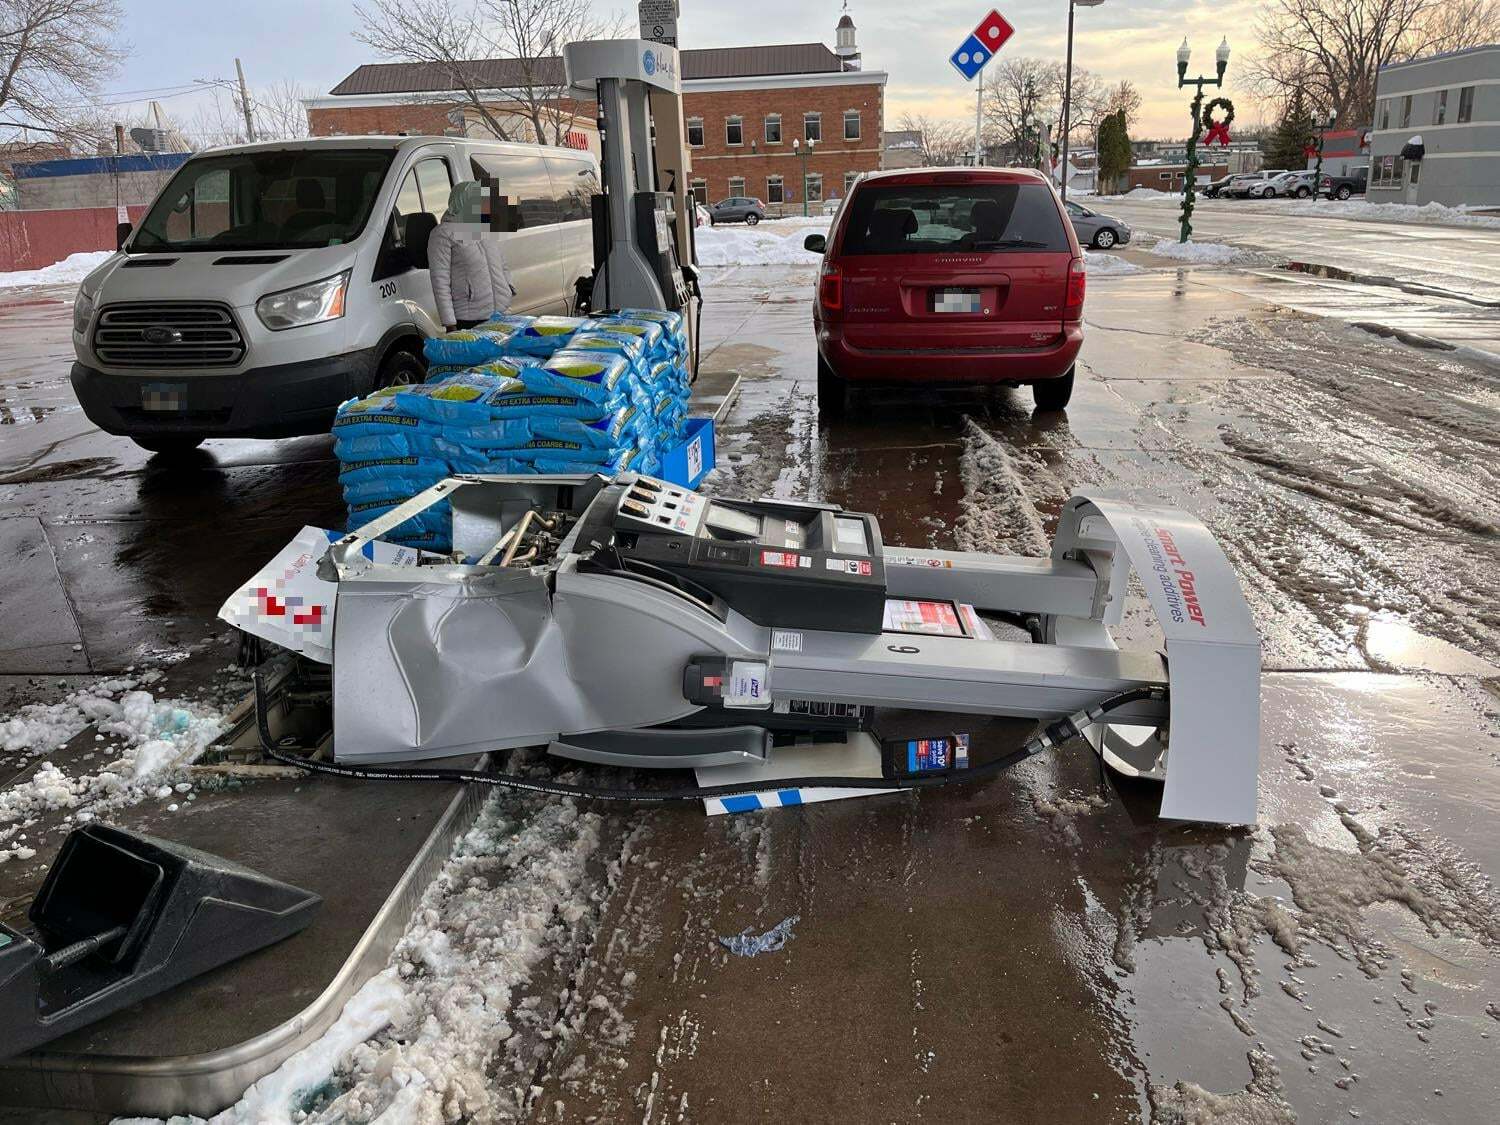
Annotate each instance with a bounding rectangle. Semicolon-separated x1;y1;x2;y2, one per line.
427;180;516;330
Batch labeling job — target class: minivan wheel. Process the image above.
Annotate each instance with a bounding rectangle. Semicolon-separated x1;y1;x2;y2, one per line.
376;346;426;390
817;355;849;419
746;213;760;226
1032;366;1076;412
132;435;204;456
1093;228;1117;249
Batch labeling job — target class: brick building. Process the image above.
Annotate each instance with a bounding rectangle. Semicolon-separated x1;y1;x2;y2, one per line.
304;14;887;214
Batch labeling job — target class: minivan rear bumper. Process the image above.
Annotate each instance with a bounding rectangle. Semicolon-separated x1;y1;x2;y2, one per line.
70;347;379;439
819;324;1082;384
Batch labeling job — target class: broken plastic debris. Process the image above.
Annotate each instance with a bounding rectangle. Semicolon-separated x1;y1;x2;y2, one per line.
718;915;800;957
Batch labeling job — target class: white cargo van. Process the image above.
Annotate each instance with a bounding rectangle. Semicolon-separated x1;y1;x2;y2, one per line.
70;136;599;453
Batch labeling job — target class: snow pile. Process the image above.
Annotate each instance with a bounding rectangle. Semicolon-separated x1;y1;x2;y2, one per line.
1270;197;1500;229
1152;1046;1297;1125
953;419;1049;556
1083;251;1144;276
695;217;830;267
1122;187;1180;200
1147;239;1269;266
0;676;226;863
200;783;606;1123
0;250;111;290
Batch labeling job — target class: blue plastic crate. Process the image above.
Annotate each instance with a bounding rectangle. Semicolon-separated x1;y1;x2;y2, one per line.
659;416;714;489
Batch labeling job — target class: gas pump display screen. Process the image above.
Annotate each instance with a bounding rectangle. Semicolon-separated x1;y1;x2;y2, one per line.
704;505;762;539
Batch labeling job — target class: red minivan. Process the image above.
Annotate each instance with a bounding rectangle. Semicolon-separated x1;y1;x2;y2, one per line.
804;167;1085;414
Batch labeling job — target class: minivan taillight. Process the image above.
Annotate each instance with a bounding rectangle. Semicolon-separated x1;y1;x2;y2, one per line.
1064;257;1086;320
819;266;843;311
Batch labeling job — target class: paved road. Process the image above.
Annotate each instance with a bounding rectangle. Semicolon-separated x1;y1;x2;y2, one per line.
1099;195;1500;304
1;252;1497;1123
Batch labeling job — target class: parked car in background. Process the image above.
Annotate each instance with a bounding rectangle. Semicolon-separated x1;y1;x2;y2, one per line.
804;167;1085;415
708;196;765;225
1266;170;1317;198
1225;170;1288;198
1064;200;1131;249
1203;174;1236;198
1320;168;1368;200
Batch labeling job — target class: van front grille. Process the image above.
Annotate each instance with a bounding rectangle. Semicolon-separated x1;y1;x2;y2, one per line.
93;302;245;369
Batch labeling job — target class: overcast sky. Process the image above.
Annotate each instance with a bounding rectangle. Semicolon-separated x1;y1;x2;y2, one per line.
104;0;1269;141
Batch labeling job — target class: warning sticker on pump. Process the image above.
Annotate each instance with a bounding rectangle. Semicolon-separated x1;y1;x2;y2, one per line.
825;557;873;576
760;550;810;569
885;553;953;569
882;599;965;637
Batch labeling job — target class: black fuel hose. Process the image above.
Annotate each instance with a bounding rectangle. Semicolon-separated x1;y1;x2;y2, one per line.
253;671;1163;805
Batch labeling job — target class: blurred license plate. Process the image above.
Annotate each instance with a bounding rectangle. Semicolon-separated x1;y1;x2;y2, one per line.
141;383;187;412
932;288;981;314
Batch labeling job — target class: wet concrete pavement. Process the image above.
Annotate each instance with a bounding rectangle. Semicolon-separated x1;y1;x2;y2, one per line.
2;244;1498;1123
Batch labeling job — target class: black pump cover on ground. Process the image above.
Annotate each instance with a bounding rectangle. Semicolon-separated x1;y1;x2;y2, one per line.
0;824;321;1061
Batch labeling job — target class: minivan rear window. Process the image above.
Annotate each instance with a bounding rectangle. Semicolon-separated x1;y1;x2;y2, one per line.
840;182;1070;255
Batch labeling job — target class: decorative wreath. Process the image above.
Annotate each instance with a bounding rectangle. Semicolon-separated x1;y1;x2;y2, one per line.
1201;97;1235;146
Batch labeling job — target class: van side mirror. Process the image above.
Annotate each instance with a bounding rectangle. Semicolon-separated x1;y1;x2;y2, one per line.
116;222;132;250
803;234;826;254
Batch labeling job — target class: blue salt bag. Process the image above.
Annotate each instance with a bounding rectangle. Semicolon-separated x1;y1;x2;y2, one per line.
346;497;451;537
520;351;631;405
528;403;643;450
464;355;536;379
505;437;617;464
423;325;516;366
389;372;528;426
533;444;648;475
338;453;453;485
480;313;535;334
507;315;587;356
588;315;665;359
483;389;619;420
342;471;450;507
333;431;488;469
566;329;648;370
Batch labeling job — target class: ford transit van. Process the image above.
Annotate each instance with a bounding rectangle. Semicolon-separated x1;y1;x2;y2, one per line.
70;136;598;453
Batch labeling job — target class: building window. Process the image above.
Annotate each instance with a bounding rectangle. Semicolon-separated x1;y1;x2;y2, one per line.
687;117;703;147
804;112;822;143
1410;161;1420;185
726;116;743;146
1400;95;1412;127
806;173;823;202
690;178;707;205
767;175;784;204
764;114;781;144
843;170;859;195
1457;85;1475;123
1433;89;1447;126
727;176;745;198
843;110;860;141
1378;99;1390;130
1372;154;1405;189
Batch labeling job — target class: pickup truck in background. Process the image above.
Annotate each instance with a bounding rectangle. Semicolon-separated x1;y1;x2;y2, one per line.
1320;168;1368;200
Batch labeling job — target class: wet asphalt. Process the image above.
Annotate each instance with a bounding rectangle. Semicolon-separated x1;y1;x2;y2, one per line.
1;233;1498;1123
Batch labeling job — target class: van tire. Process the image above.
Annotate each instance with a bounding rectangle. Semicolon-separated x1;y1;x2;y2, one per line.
376;346;426;390
132;435;204;456
817;355;849;419
1032;366;1075;412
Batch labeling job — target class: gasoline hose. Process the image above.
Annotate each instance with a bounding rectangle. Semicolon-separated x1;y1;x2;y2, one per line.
253;671;1163;805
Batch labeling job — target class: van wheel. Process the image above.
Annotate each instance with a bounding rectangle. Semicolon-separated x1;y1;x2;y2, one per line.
817;355;849;419
1093;228;1117;249
1032;366;1075;412
132;435;204;456
376;347;426;390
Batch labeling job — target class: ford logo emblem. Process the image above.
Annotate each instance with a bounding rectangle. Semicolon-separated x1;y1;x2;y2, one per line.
642;49;656;76
142;326;181;344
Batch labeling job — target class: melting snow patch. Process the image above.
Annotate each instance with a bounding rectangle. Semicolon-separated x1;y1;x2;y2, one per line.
954;419;1050;556
1084;251;1145;276
0;250;112;289
719;915;800;957
1151;1046;1297;1125
1147;239;1271;267
695;217;830;267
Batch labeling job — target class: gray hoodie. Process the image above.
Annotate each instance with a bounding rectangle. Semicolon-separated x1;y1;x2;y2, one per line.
427;181;516;326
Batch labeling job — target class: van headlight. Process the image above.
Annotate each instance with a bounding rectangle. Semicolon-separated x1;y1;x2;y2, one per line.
256;270;350;331
73;289;95;335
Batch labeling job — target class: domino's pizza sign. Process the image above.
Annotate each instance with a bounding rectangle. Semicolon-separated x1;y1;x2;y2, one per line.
951;9;1014;81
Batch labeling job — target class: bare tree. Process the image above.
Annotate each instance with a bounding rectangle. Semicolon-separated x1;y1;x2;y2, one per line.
897;112;971;166
1250;0;1500;124
354;0;623;146
0;0;126;142
983;56;1063;165
253;79;311;141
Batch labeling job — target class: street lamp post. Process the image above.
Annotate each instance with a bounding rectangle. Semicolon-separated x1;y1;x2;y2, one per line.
1312;109;1335;200
792;137;815;217
1176;36;1230;242
1061;0;1106;204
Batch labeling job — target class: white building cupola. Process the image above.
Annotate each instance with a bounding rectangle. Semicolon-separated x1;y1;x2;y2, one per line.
835;4;861;71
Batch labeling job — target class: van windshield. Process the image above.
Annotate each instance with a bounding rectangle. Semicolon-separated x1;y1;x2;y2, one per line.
841;181;1070;255
130;149;396;253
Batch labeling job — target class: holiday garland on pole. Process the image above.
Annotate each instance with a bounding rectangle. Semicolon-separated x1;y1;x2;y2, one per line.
1201;96;1234;146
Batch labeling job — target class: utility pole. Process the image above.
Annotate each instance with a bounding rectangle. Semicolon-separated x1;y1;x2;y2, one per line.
235;58;257;142
974;67;983;165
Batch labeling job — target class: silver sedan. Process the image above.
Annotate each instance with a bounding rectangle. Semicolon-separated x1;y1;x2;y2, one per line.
1065;200;1132;250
